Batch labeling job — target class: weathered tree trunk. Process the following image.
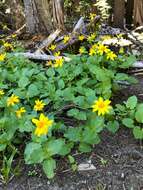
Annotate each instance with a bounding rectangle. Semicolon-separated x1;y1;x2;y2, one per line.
8;0;25;30
126;0;134;29
133;0;143;27
53;0;65;30
23;0;64;34
113;0;125;28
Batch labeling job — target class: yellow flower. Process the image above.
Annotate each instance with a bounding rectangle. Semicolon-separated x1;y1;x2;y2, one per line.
34;99;46;111
116;34;123;38
119;47;124;54
97;44;109;55
15;107;26;118
89;13;96;21
3;25;8;30
54;51;61;56
78;35;85;41
92;97;112;116
49;44;56;51
101;35;111;41
92;44;98;49
0;53;6;61
87;33;96;43
0;89;4;96
63;35;70;44
89;47;96;56
54;58;64;68
79;46;86;54
3;42;13;50
11;34;17;38
106;51;117;61
32;113;53;137
7;94;20;106
46;60;53;66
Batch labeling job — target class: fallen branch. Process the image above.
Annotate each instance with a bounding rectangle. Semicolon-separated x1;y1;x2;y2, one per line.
4;24;26;40
13;52;71;62
35;29;61;53
72;17;85;33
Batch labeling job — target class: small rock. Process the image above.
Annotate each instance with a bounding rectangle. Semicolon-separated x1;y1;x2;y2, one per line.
78;162;96;171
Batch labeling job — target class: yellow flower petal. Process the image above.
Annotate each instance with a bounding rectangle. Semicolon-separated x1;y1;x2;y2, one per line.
32;114;53;137
92;97;112;116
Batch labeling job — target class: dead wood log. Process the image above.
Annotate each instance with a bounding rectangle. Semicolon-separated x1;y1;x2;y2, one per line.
72;17;85;33
13;52;71;62
35;29;61;53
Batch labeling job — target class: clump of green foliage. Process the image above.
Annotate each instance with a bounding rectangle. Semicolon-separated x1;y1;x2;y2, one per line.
0;30;141;182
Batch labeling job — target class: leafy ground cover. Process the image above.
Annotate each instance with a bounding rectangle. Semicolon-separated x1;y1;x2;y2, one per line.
0;29;143;189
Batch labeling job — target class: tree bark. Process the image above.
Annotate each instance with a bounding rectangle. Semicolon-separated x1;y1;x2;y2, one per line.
133;0;143;27
7;0;25;30
113;0;125;28
23;0;64;34
53;0;64;30
126;0;134;29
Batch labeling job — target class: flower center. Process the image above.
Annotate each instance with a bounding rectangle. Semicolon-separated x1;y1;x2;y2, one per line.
98;102;105;109
38;121;45;128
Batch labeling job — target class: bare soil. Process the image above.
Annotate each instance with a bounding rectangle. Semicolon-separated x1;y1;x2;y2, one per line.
1;75;143;190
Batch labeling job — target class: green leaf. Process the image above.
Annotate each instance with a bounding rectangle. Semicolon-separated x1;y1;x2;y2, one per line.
122;118;134;128
71;164;78;171
89;65;109;82
115;73;129;81
45;139;65;156
88;114;104;133
126;96;137;109
79;143;92;153
64;127;82;142
82;128;100;145
63;88;74;101
27;84;39;97
0;144;7;151
120;55;136;68
68;155;75;164
135;104;143;123
67;109;87;120
73;96;85;107
106;121;119;133
18;76;29;88
133;127;143;139
58;79;65;89
59;142;73;156
116;104;126;112
46;68;55;77
42;158;56;179
24;142;45;164
127;76;138;84
0;117;7;129
19;120;34;132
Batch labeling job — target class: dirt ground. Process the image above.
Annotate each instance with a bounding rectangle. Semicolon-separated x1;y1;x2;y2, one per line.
1;75;143;190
